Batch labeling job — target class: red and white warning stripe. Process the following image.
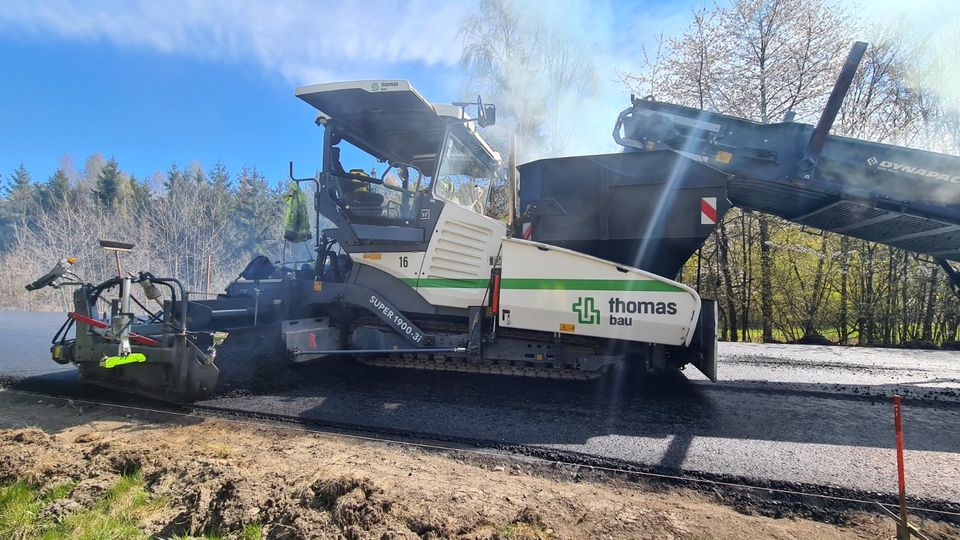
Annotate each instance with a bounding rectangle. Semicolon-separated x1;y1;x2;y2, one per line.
700;197;718;225
521;222;533;240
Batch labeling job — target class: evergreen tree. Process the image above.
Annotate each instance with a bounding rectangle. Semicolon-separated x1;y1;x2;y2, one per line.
4;163;37;217
189;162;207;185
95;158;123;209
40;168;71;211
211;160;230;191
204;160;232;227
4;163;33;197
0;203;16;252
233;165;258;252
129;174;152;210
0;163;36;252
232;165;283;257
165;163;184;194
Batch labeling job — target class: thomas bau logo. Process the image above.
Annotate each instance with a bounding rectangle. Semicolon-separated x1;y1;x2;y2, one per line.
573;296;680;327
572;297;600;324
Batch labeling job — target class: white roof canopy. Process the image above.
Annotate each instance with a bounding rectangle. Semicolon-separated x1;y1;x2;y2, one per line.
295;80;498;173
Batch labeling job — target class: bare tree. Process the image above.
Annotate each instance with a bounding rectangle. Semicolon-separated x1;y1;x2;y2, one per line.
622;0;851;342
834;31;924;143
459;0;598;161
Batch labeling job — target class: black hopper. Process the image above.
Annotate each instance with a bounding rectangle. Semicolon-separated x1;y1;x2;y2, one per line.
518;150;731;279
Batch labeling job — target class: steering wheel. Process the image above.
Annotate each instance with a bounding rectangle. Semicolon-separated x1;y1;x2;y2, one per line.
381;162;423;191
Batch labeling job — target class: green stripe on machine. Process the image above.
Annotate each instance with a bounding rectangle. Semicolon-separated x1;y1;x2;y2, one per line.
399;277;685;292
499;278;684;292
401;278;490;288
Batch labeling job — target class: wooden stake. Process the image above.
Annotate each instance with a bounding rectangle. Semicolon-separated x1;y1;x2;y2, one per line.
894;395;909;540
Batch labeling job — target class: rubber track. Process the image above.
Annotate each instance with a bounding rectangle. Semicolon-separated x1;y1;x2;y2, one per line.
351;316;606;380
358;356;602;380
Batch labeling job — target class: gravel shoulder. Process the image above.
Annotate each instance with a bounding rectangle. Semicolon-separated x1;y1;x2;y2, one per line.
709;342;960;402
4;390;957;540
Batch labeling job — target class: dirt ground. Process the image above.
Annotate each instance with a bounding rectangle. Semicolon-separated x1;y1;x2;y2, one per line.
0;390;957;540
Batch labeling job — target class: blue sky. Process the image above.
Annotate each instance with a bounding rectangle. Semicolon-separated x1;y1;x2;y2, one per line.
1;0;956;186
0;0;691;185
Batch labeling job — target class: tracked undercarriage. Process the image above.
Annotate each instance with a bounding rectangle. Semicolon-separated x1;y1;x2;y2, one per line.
358;357;604;380
351;319;606;380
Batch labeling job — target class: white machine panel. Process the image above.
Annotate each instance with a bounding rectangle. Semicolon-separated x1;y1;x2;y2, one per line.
350;251;425;283
498;238;700;346
415;204;506;309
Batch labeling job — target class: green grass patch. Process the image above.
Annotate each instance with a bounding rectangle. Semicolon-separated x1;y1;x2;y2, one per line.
242;522;263;540
0;481;45;539
172;533;222;540
0;481;77;539
56;472;167;540
167;521;263;540
45;483;77;502
174;523;262;540
496;522;549;539
734;326;848;344
0;473;170;540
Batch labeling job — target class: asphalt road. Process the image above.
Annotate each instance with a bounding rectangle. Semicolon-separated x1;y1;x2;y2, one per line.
3;310;959;503
0;311;74;379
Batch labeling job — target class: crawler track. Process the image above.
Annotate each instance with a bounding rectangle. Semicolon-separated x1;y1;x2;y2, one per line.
351;318;606;380
358;356;601;379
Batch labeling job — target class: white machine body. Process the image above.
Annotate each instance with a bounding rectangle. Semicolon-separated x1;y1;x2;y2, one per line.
307;79;703;352
498;238;701;346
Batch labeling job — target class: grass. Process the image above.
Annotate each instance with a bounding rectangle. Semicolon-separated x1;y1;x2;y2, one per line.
0;475;265;540
170;522;261;540
0;481;45;539
241;523;263;540
0;473;169;540
734;323;957;346
731;326;844;343
496;522;551;539
56;472;169;540
197;443;235;459
0;481;76;539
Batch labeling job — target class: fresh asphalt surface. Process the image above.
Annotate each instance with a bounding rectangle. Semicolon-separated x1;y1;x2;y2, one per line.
3;310;960;503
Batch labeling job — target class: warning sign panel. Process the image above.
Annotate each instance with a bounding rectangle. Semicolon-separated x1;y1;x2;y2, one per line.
701;197;718;225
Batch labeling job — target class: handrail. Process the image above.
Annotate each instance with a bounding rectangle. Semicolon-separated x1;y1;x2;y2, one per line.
330;172;421;196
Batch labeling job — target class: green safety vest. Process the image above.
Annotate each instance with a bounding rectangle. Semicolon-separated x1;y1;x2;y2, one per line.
283;182;313;243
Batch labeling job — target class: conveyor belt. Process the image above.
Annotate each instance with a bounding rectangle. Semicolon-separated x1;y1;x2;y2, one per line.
727;175;960;262
619;98;960;263
610;42;960;265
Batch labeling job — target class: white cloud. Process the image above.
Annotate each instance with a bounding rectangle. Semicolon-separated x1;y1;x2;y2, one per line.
0;0;475;84
0;0;698;97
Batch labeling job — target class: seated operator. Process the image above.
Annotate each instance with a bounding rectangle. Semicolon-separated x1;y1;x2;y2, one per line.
329;144;383;215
